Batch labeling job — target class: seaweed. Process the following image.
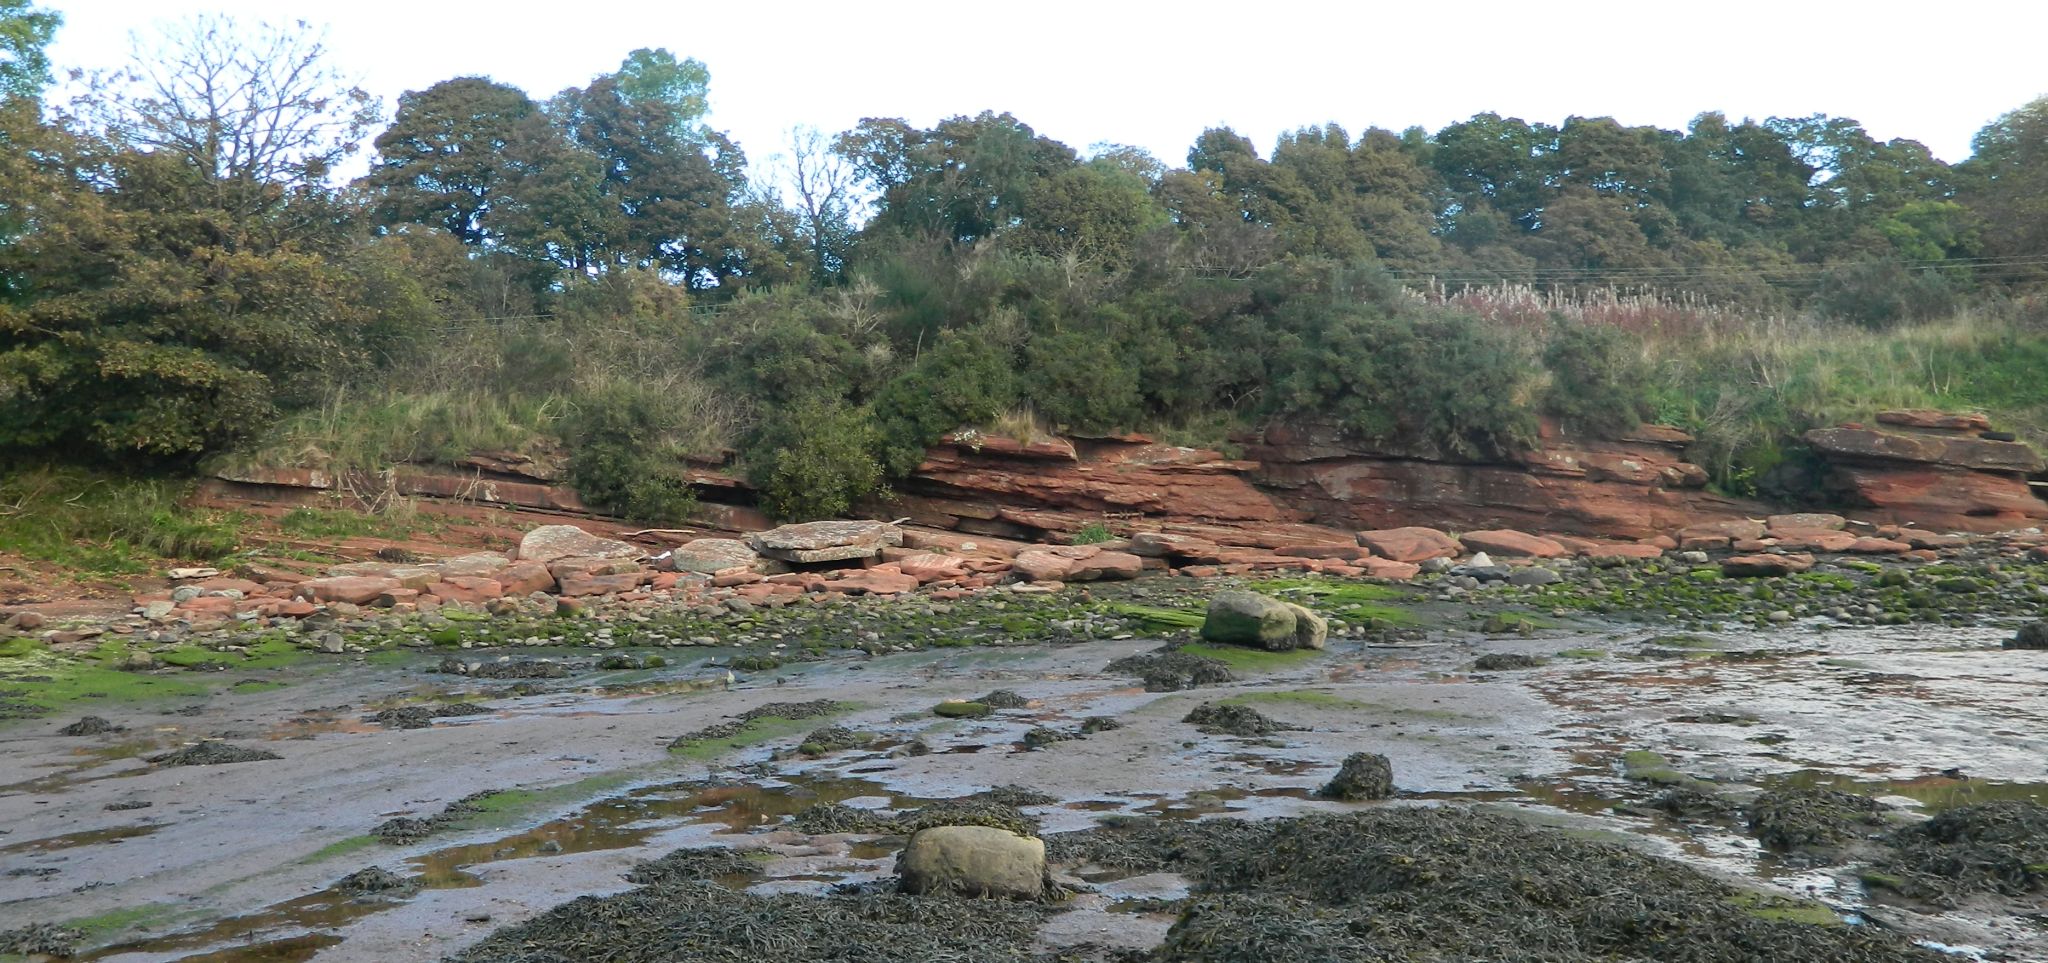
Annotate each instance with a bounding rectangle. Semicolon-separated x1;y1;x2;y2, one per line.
1182;703;1300;737
148;741;281;766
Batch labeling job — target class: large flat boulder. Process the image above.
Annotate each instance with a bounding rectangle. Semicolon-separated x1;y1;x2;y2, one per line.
897;826;1045;901
670;538;764;575
516;525;640;565
296;576;401;605
750;520;902;563
1356;527;1461;562
1458;529;1566;558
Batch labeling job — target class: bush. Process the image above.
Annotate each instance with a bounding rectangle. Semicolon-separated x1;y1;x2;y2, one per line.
1541;320;1651;437
747;397;882;521
1021;327;1142;433
869;330;1018;476
0;468;242;573
561;382;698;524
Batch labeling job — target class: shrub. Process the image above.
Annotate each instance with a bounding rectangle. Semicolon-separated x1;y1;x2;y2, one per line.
747;397;883;521
1541;320;1651;437
561;382;698;524
869;330;1018;476
1071;522;1114;545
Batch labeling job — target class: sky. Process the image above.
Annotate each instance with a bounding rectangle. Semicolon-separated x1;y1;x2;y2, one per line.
39;0;2048;171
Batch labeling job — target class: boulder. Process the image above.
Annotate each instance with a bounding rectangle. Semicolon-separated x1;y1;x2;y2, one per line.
1721;553;1815;577
1200;590;1300;651
895;553;971;582
1356;527;1461;562
1282;602;1328;650
296;576;402;605
558;571;648;598
897;826;1046;901
439;552;513;577
1458;529;1567;558
671;538;764;575
2006;623;2048;650
832;570;920;595
1011;550;1074;583
1064;551;1143;582
491;560;556;595
750;520;902;563
427;577;503;604
548;556;642;580
1126;531;1222;560
516;525;640;565
1766;513;1846;532
1679;519;1768;543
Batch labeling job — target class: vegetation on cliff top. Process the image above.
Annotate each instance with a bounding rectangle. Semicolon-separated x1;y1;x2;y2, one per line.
4;6;2048;527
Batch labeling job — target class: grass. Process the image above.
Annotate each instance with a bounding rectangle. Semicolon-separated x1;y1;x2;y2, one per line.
58;902;194;940
0;467;244;575
1641;310;2048;491
274;505;443;541
298;834;379;865
667;709;851;762
1105;603;1206;631
1250;578;1420;626
0;641;211;715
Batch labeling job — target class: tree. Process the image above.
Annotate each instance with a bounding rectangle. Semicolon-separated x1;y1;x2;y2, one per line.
0;0;60;102
839;111;1079;245
613;48;710;144
776;125;859;278
73;15;379;250
85;15;377;188
364;77;545;243
1958;98;2048;285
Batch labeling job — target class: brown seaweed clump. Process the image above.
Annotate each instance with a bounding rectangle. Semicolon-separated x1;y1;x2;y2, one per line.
1316;752;1393;801
1866;801;2048;905
1746;787;1890;852
58;715;124;736
148;741;281;766
976;689;1032;709
445;880;1067;963
337;866;419;897
623;847;765;885
668;700;842;749
1106;648;1234;692
0;923;82;958
1145;808;1944;963
1182;703;1300;737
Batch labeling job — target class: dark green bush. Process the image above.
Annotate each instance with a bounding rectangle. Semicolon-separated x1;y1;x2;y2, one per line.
1541;320;1650;437
747;397;883;521
562;383;698;524
869;330;1018;476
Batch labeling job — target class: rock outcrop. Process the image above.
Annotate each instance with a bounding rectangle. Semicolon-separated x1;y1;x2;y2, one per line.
1805;411;2048;533
1245;421;1761;541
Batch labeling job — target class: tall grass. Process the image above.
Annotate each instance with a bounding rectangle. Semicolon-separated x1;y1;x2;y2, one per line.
231;310;742;481
0;468;244;573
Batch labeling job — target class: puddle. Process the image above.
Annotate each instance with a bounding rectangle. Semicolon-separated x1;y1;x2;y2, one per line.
1763;770;2048;812
0;824;160;856
77;774;918;961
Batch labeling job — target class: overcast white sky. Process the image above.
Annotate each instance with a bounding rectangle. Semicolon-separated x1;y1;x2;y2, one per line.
41;0;2048;167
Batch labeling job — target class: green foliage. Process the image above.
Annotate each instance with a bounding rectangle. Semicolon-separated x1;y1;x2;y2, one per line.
1071;522;1114;545
0;468;242;573
562;382;699;524
868;329;1017;476
0;0;60;101
1542;320;1651;436
747;397;882;522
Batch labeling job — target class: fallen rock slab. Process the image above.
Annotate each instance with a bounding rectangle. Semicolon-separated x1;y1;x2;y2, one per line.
296;577;403;605
751;520;902;563
1722;554;1816;577
1356;527;1460;562
671;538;764;575
516;525;641;564
1458;529;1567;558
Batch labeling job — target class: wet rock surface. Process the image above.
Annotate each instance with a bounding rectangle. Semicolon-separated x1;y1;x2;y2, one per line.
8;546;2048;963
